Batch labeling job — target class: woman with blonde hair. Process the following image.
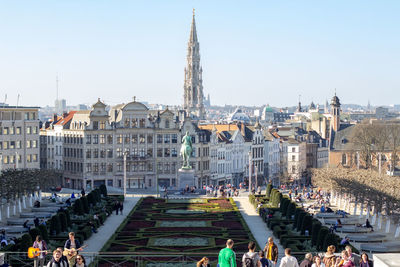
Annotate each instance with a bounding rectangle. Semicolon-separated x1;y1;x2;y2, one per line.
197;257;210;267
323;245;336;267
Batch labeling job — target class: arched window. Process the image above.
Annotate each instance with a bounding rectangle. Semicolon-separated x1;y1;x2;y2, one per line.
342;153;347;165
165;119;170;129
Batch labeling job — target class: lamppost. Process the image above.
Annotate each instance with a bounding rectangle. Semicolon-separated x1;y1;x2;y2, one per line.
248;151;252;194
123;152;127;198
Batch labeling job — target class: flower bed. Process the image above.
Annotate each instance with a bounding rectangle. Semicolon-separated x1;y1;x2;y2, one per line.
100;197;258;266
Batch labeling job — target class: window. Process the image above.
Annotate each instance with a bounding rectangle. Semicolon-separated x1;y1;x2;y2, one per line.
157;162;163;172
125;134;130;144
100;134;105;144
164;148;170;157
139;118;145;128
26;127;31;134
32;140;37;148
86;163;92;172
132;162;138;172
101;163;106;172
342;154;347;165
292;166;296;173
117;163;123;172
26;140;31;148
93;135;99;144
107;149;113;158
10;141;15;149
139;148;145;157
117;134;123;144
93;149;99;158
171;148;177;157
147;162;153;171
131;134;138;144
100;121;106;129
147;148;153;157
107;163;113;172
139;134;145;144
32;154;38;162
157;134;162;143
292;147;296;152
93;121;99;130
93;163;99;172
292;155;296;161
117;148;123;158
147;134;153;144
27;154;32;162
33;127;38;134
131;118;137;128
191;136;195;144
171;134;177;143
164;134;170;143
124;118;130;127
9;127;14;135
165;119;169;128
86;149;91;158
132;148;138;157
100;149;106;158
86;135;92;144
107;135;113;144
157;148;163;157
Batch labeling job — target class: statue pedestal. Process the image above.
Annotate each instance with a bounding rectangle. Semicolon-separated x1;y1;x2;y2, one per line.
178;169;196;189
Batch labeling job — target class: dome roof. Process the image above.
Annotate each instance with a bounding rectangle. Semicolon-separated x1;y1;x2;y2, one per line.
228;108;250;123
264;105;274;113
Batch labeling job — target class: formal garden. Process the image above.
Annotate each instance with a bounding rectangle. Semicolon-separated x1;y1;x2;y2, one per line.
1;184;123;266
97;197;258;267
249;184;359;258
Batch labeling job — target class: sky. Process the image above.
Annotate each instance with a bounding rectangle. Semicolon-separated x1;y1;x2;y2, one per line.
0;1;400;108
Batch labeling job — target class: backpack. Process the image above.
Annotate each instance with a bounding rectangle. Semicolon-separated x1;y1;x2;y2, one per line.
243;253;256;267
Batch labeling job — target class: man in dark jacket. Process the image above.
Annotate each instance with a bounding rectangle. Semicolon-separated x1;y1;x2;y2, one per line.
299;253;312;267
263;237;278;266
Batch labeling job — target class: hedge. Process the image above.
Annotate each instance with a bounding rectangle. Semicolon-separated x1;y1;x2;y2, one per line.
286;202;296;219
317;227;330;251
311;221;322;246
81;196;89;213
323;233;340;251
100;184;108;197
38;224;49;242
295;211;306;231
74;198;84;215
50;214;61;235
20;234;32;252
58;212;68;232
300;215;313;235
87;192;96;206
280;198;290;216
29;227;41;241
266;184;273;198
64;209;71;226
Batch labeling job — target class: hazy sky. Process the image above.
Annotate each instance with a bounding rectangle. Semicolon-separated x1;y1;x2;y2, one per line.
1;1;399;108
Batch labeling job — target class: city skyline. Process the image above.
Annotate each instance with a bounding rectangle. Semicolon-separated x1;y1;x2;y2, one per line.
1;1;400;108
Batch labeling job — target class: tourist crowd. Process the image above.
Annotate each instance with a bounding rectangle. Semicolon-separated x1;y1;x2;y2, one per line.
206;238;373;267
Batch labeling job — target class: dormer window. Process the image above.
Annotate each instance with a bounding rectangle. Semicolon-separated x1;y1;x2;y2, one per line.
165;119;170;129
341;138;347;144
140;118;146;128
93;121;99;130
100;121;106;129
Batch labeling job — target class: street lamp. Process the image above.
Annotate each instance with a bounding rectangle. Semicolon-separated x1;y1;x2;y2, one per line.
123;152;128;198
248;151;252;194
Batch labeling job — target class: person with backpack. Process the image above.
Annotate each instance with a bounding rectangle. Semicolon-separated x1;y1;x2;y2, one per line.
218;239;236;267
242;241;261;267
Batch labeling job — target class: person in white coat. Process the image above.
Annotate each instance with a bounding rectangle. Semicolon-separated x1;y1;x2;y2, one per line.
279;248;299;267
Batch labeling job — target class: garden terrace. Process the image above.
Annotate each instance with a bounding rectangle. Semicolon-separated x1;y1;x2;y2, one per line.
100;197;258;266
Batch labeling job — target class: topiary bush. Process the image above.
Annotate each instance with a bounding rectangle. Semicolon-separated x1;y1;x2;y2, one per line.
58;212;68;232
29;227;41;241
50;214;61;235
286;202;296;219
272;191;282;207
38;224;49;242
280;198;290;216
266;184;273;198
317;227;330;251
87;193;96;206
64;209;71;226
19;234;32;252
300;215;313;235
295;211;306;231
81;196;89;213
311;221;322;246
100;184;108;197
323;233;339;251
74;198;84;215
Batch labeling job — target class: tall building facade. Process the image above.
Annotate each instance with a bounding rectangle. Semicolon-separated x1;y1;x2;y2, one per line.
0;106;40;170
183;10;205;120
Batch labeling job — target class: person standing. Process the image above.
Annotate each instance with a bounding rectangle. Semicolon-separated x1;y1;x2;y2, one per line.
72;255;87;267
218;239;236;267
359;253;373;267
46;250;67;267
119;201;124;215
299;253;312;267
263;237;278;266
311;256;325;267
279;248;299;267
32;235;47;267
242;241;260;267
64;232;83;267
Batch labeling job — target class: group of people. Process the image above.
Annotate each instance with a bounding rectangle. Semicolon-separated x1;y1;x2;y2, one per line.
113;201;124;215
213;238;373;267
0;229;16;249
32;232;87;267
205;185;240;198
